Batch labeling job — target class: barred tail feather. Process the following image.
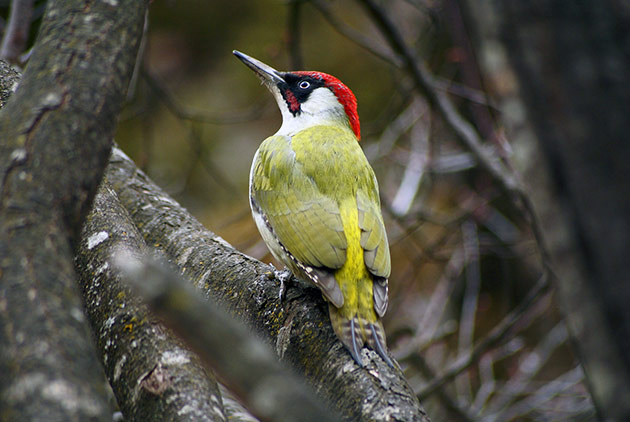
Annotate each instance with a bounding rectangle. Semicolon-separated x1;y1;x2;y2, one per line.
367;321;394;367
328;304;394;367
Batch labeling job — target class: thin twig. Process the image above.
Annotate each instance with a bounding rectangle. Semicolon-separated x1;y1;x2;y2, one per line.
307;0;403;66
456;220;481;401
432;77;498;109
357;0;517;189
417;247;465;347
489;366;586;422
126;9;149;102
417;272;551;400
471;338;525;413
485;323;569;417
309;0;495;107
365;96;426;161
387;214;455;262
356;0;555;278
0;0;34;64
443;0;499;142
408;353;477;422
390;109;430;216
393;247;465;360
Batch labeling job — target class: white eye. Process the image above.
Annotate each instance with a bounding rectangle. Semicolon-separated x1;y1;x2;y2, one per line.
299;80;310;89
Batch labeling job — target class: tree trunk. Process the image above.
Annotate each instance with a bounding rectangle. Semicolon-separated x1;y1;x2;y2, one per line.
0;0;147;420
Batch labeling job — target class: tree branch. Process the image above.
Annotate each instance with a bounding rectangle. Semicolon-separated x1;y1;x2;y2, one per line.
417;273;550;400
0;60;20;107
75;181;228;421
0;0;34;64
114;249;340;422
105;146;431;422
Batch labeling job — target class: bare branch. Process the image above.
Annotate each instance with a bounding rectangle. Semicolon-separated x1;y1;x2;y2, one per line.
470;339;525;413
356;0;517;190
418;273;551;400
394;247;465;360
0;0;34;64
183;122;245;197
485;323;569;417
406;353;477;422
456;221;481;401
126;9;149;102
355;0;554;278
115;252;341;422
491;367;588;422
307;0;402;66
390;106;430;217
76;181;228;421
365;96;425;161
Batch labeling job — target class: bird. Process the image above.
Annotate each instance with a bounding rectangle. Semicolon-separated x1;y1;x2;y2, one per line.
233;50;393;367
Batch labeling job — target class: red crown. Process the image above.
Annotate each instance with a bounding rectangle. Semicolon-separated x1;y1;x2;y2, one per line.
294;71;361;140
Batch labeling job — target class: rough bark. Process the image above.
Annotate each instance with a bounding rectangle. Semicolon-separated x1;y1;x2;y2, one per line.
115;245;340;422
0;60;20;108
460;1;630;419
106;146;431;422
75;181;227;422
0;0;147;420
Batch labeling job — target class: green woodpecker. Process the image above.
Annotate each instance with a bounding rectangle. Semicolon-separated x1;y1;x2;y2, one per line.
234;51;392;367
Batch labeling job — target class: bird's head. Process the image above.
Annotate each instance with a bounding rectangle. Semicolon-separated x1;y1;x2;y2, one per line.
233;50;360;140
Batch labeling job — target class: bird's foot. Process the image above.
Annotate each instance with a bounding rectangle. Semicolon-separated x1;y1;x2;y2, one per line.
272;265;293;302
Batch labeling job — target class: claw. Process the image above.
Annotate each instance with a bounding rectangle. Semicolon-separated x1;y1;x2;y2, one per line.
370;324;395;368
274;267;293;301
349;319;364;367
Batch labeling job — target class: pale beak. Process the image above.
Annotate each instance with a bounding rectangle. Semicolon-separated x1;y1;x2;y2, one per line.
233;50;285;86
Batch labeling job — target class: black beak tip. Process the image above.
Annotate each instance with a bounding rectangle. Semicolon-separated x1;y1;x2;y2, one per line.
232;50;245;61
231;50;285;85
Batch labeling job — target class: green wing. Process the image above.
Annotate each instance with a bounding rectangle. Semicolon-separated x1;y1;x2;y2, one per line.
357;188;390;278
252;133;347;270
251;126;390;281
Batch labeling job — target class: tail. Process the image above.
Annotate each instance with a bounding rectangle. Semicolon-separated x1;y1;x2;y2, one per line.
328;303;394;367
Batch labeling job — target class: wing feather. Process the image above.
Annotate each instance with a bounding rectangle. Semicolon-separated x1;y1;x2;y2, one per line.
357;189;390;278
252;134;347;271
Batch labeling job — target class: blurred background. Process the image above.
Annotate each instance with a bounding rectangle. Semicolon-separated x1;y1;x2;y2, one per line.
1;0;596;420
